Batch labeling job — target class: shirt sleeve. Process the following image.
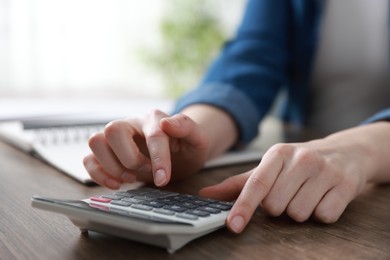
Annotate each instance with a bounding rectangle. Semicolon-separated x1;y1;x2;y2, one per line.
361;108;390;124
174;83;261;145
173;0;292;145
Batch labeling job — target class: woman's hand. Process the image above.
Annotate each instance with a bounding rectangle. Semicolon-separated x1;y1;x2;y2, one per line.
83;104;238;189
83;109;209;189
200;122;390;233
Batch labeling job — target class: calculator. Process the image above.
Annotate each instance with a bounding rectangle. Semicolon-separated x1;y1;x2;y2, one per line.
31;187;233;253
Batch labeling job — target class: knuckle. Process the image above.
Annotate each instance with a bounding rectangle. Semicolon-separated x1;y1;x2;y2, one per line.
262;198;283;217
267;143;294;158
314;201;341;223
315;210;339;224
88;132;104;149
146;128;166;139
234;201;255;220
294;148;318;165
148;109;166;118
121;159;141;170
325;168;360;196
121;154;149;171
151;155;164;165
82;155;92;167
83;157;101;178
149;154;167;170
247;174;270;191
120;153;147;170
286;204;309;222
104;120;126;139
87;167;100;179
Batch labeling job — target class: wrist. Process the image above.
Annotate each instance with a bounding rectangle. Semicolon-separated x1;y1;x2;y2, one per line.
322;122;390;183
181;104;238;160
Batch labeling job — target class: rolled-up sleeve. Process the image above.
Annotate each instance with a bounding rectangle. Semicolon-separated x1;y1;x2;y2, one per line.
173;0;292;145
173;83;261;145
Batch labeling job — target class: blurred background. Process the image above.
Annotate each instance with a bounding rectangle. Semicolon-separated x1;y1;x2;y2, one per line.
0;0;246;100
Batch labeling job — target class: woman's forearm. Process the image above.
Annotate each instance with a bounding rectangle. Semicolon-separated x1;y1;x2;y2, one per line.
182;105;390;185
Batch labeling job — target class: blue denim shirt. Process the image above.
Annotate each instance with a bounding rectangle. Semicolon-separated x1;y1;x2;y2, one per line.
174;0;390;145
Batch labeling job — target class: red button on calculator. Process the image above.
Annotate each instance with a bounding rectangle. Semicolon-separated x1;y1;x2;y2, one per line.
90;196;112;203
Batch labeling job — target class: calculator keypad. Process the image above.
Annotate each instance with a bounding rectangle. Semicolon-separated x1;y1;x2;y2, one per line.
88;187;233;222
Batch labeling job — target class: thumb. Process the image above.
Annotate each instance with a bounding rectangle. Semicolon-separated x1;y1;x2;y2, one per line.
160;113;207;150
199;170;252;201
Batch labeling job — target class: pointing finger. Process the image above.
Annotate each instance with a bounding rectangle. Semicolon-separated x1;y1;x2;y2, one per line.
143;110;172;186
227;150;284;233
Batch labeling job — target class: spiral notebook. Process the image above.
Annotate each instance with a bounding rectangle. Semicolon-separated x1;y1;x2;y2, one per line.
0;115;263;184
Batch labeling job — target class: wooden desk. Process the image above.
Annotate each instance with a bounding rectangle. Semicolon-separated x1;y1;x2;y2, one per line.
0;122;389;259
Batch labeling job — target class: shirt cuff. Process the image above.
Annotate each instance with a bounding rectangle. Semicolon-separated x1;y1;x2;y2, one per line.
361;108;390;125
173;83;262;145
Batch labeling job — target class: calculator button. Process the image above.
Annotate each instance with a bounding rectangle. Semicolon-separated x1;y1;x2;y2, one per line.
180;202;198;209
185;210;210;217
192;200;209;206
121;198;144;204
114;191;136;197
198;197;218;203
180;194;198;200
197;206;221;214
219;201;234;205
142;201;165;208
101;194;124;200
154;191;179;197
163;205;187;213
156;198;176;205
110;200;132;207
153;208;176;216
171;196;188;202
90;196;112;203
131;204;153;211
208;203;232;211
133;195;154;200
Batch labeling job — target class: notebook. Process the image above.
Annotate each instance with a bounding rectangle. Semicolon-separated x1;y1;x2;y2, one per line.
0;102;263;184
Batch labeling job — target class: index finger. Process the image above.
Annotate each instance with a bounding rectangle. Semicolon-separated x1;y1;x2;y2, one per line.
142;110;172;187
226;151;284;233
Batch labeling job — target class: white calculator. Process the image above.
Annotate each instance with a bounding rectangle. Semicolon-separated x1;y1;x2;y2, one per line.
31;187;233;253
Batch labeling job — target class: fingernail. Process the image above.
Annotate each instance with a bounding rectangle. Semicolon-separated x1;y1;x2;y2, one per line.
230;215;245;233
154;169;166;186
121;172;136;182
